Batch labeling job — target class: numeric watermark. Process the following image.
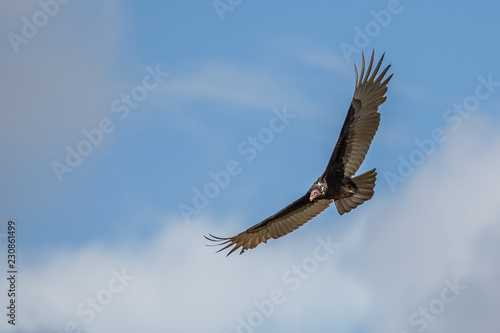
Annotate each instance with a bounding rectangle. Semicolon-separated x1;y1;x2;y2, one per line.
4;220;17;326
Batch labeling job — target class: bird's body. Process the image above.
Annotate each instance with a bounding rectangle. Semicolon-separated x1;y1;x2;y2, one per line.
206;51;393;256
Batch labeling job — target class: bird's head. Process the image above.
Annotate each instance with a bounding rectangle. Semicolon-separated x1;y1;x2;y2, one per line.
309;181;327;202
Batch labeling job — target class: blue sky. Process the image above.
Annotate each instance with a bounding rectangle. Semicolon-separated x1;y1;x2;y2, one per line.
1;1;500;332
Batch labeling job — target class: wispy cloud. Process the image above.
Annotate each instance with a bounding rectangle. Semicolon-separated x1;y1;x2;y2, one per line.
160;61;320;116
296;50;349;73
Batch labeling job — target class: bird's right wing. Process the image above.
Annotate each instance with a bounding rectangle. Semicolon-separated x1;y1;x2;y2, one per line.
206;196;333;256
324;51;392;180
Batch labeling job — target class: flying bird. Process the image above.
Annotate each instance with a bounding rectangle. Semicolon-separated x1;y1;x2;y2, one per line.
206;51;392;256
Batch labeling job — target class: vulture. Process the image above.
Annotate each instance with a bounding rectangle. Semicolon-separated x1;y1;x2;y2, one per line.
206;51;392;256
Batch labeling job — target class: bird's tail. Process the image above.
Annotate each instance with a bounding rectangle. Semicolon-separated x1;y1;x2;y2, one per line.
334;168;377;215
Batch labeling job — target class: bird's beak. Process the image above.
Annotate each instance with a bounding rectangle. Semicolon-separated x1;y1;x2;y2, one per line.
309;189;321;201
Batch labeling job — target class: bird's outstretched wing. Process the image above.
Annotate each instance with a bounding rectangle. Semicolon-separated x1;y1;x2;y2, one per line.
206;196;333;256
325;51;393;180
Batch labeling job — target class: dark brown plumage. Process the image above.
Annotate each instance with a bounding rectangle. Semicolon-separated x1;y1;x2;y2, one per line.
206;50;393;256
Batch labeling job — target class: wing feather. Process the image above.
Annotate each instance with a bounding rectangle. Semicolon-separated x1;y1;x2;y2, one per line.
325;51;392;178
206;196;333;256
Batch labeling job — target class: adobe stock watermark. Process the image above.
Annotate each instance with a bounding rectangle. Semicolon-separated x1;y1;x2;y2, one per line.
56;267;135;333
227;235;340;333
7;0;71;54
340;0;413;64
51;65;169;183
385;74;500;192
400;277;467;333
213;0;245;21
178;106;296;224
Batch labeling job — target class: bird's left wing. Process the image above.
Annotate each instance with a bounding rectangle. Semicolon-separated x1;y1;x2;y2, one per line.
206;196;333;256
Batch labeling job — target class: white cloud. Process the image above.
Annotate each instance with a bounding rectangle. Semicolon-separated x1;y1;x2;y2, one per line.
4;115;500;333
351;115;500;332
